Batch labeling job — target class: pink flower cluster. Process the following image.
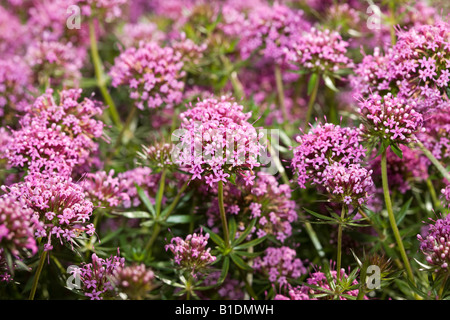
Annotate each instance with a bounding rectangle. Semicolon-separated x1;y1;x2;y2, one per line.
77;0;128;22
253;246;307;286
0;6;28;56
76;250;126;300
418;108;450;162
206;172;297;242
109;42;185;110
83;167;163;209
176;96;264;187
25;40;84;87
117;22;165;48
443;186;450;207
4;172;95;252
303;268;363;300
274;284;311;300
165;230;216;275
112;263;155;300
83;170;130;208
322;163;374;206
239;2;310;64
0;195;38;257
292;122;366;189
0;56;35;117
286;27;353;74
5;88;104;177
351;21;450;113
358;93;423;144
417;214;450;272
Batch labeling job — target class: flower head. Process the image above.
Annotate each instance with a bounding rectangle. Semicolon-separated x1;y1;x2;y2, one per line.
292;122;366;189
165;229;216;276
253;246;307;286
322;163;374;207
286;27;353;74
175;96;264;186
109;42;185;110
0;195;38;257
77;249;125;300
358;93;424;144
239;2;310;64
417;214;450;272
112;264;155;300
4;172;95;251
5;88;104;176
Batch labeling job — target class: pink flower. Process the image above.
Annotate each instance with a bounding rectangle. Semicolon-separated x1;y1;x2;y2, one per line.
165;229;216;276
109;42;185;110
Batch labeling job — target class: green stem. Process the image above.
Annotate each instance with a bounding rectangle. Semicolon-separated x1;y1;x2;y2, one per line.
105;105;138;166
218;181;230;248
336;205;347;281
274;65;288;124
29;250;48;300
438;274;449;299
303;74;320;132
144;177;189;258
389;2;397;45
155;169;167;217
89;19;122;129
381;150;415;284
426;177;442;210
161;178;191;220
415;139;450;183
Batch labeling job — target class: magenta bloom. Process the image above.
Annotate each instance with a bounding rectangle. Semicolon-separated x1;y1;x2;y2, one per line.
4;172;95;252
83;170;130;208
76;249;125;300
253;246;307;286
25;40;84;87
292;122;366;189
239;2;310;64
176;96;264;187
78;0;128;22
304;267;365;300
286;27;353;74
165;230;216;275
109;42;185;110
274;284;311;300
322;163;374;207
5;88;104;176
358;93;424;144
112;264;155;300
117;22;165;48
206;172;297;242
417;214;450;272
0;195;38;257
0;56;36;117
443;186;450;207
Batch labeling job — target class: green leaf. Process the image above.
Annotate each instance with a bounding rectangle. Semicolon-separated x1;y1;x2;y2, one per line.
229;217;237;242
308;73;319;96
303;208;335;222
201;226;225;248
119;211;151;219
139;220;155;227
323;74;339;92
233;219;257;246
395;197;413;226
390;143;403;159
229;253;252;271
233;250;263;258
166;214;197;224
135;184;156;217
234;236;267;250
